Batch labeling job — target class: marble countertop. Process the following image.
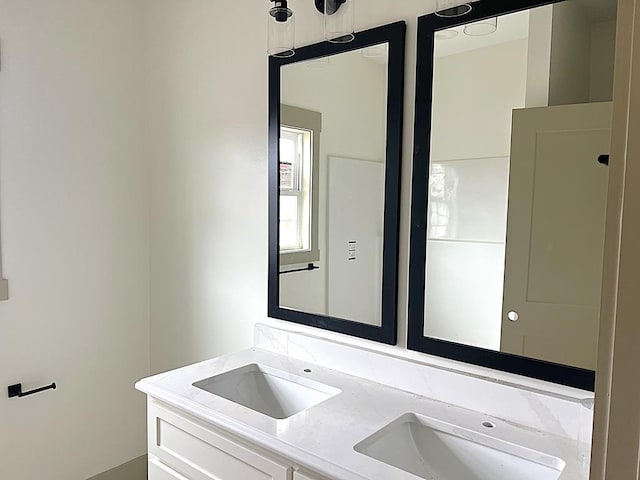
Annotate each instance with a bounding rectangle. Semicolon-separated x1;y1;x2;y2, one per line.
136;347;588;480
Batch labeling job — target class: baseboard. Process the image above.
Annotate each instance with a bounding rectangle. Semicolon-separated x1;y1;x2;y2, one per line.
87;455;147;480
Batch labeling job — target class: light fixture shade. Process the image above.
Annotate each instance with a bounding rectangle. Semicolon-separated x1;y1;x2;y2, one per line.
361;43;388;59
435;0;472;17
463;17;498;36
325;0;355;43
435;29;459;40
268;4;295;57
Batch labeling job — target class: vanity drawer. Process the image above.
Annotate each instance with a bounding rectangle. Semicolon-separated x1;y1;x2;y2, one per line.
149;456;190;480
148;401;292;480
294;471;329;480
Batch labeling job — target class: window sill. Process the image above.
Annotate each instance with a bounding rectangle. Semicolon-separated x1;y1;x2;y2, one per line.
280;250;320;267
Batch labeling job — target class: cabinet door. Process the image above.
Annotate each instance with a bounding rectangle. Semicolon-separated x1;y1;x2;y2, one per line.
148;401;292;480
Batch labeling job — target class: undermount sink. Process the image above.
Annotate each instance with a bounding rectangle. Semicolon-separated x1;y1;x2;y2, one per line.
193;363;340;419
354;413;566;480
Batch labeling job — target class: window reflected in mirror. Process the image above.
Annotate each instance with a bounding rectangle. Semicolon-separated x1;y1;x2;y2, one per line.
279;110;318;263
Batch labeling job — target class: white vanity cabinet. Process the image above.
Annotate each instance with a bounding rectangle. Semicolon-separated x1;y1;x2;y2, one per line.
148;458;189;480
147;399;328;480
293;472;327;480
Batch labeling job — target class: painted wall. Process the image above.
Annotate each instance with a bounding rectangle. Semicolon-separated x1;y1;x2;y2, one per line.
144;0;270;374
279;51;387;325
526;5;553;107
430;40;528;161
590;20;617;102
528;3;617;106
0;1;149;479
0;4;424;477
145;0;431;371
549;0;593;105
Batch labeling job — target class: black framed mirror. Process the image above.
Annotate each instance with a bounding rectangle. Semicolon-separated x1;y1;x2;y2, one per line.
268;22;406;344
409;0;617;390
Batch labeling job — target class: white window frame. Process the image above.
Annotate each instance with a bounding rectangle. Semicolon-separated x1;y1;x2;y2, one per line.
279;127;310;253
279;105;321;266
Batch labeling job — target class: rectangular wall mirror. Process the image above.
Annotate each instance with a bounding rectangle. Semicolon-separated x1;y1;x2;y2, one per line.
268;22;406;344
408;0;616;389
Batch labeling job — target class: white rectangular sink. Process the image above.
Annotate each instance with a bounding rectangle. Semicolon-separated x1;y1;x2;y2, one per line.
354;413;566;480
193;363;340;419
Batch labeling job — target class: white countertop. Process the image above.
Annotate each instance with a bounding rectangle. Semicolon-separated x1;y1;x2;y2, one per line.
136;347;588;480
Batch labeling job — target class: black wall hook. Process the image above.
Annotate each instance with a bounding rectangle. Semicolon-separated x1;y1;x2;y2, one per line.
8;382;57;398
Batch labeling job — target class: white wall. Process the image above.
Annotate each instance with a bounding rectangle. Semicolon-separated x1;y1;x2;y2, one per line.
529;3;617;106
552;4;617;105
144;0;270;374
430;40;528;160
590;20;617;102
0;6;428;478
549;1;593;105
145;0;430;369
0;1;149;479
526;5;553;107
327;157;384;325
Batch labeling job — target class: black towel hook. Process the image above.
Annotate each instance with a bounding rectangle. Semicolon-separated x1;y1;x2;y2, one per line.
8;382;57;398
279;263;320;275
